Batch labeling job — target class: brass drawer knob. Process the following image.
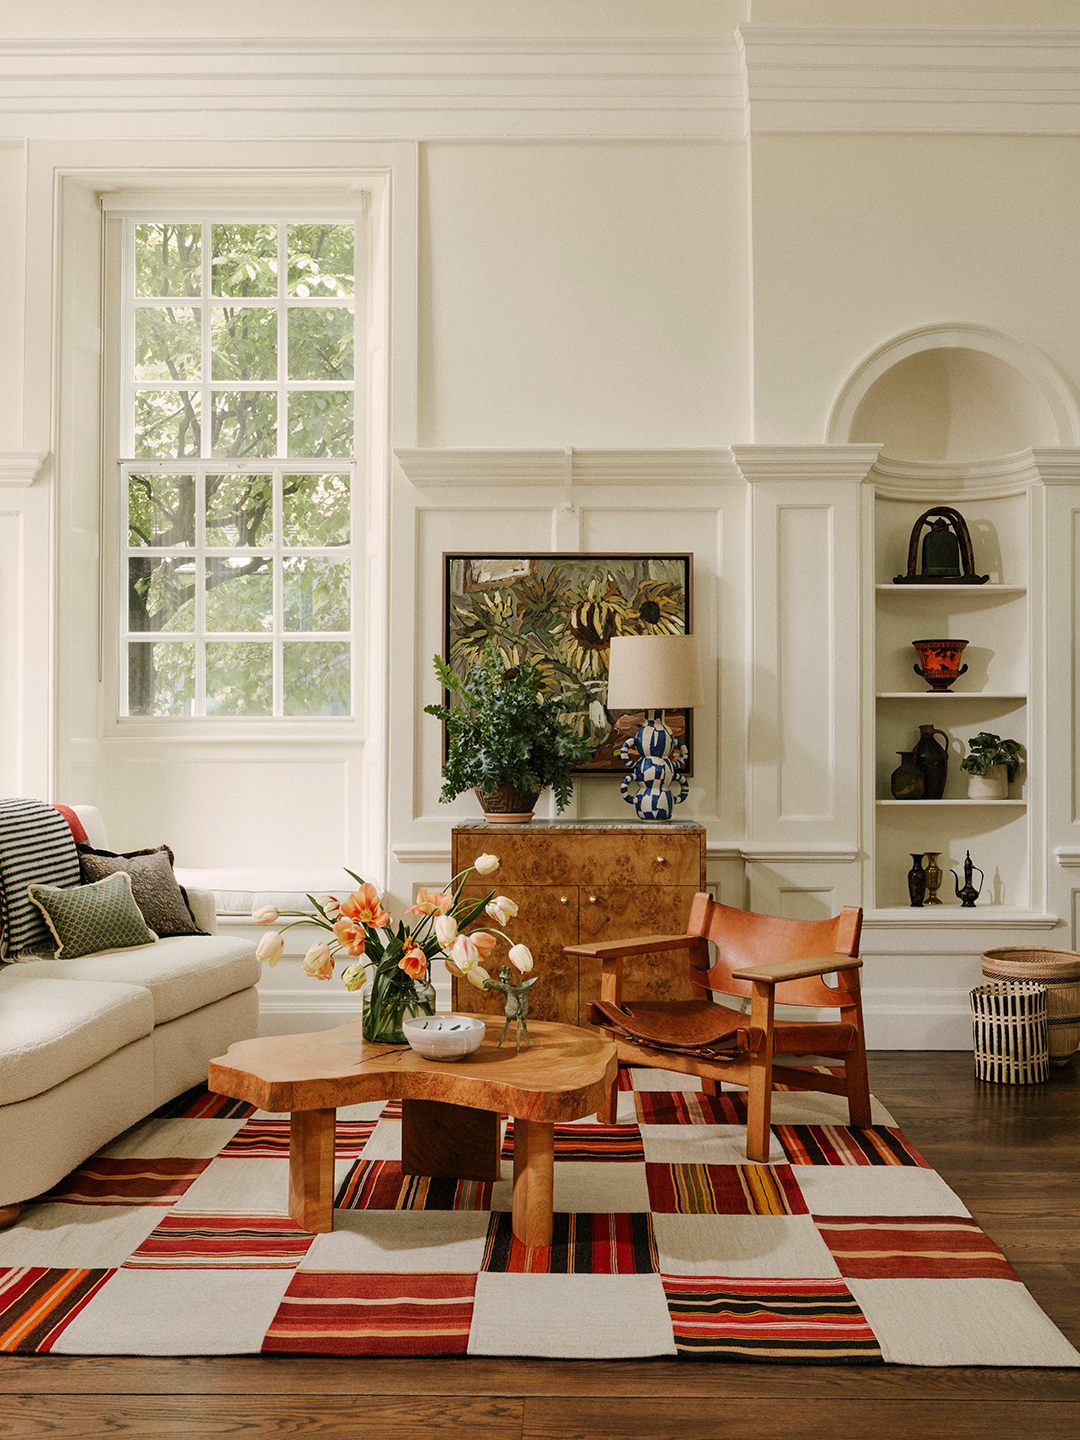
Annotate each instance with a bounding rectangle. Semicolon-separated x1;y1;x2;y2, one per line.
588;895;598;904
656;855;668;866
560;896;569;904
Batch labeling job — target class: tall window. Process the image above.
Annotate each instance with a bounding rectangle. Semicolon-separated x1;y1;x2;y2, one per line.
120;220;356;717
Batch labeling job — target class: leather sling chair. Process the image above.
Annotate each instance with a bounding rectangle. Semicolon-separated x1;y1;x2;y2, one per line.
564;895;871;1163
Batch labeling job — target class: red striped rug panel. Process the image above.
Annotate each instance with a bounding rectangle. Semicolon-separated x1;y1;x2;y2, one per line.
261;1271;476;1356
662;1276;883;1363
39;1157;211;1207
646;1164;808;1216
481;1212;658;1274
0;1267;114;1353
813;1214;1019;1280
123;1213;317;1269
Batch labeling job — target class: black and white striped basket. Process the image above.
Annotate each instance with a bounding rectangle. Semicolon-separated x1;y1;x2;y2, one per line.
970;981;1050;1085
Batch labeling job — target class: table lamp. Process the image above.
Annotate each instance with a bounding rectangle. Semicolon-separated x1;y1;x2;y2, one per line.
605;633;704;821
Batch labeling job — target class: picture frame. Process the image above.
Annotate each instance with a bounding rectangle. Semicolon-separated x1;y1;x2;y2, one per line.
441;553;694;775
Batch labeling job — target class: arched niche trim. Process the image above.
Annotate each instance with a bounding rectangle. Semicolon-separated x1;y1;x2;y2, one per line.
827;323;1080;456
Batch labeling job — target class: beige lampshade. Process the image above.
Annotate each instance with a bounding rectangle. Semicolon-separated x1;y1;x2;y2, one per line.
605;633;704;710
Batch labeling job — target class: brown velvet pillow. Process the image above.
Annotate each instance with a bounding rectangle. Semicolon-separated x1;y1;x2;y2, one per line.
77;844;207;938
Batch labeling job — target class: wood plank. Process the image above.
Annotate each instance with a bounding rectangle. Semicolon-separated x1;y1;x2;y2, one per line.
2;1394;523;1439
521;1396;1080;1440
4;1356;1080;1402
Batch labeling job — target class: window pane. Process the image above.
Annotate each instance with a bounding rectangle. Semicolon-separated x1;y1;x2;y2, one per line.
210;390;277;457
134;391;201;458
135;307;201;381
211;307;277;381
205;642;273;715
287;224;354;298
135;224;201;298
211;224;277;298
282;474;349;546
283;641;350;715
205;475;273;547
204;557;273;632
128;474;196;548
128;641;195;716
283;556;350;632
128;556;197;633
288;308;353;381
287;391;353;457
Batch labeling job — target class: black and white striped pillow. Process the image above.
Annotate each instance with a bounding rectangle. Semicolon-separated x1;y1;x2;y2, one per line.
0;798;81;959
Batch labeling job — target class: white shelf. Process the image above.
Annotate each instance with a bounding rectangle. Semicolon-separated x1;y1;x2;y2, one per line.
876;692;1026;700
864;907;1058;928
877;799;1025;807
875;583;1026;593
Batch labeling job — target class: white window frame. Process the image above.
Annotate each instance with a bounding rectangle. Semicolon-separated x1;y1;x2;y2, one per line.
107;197;366;722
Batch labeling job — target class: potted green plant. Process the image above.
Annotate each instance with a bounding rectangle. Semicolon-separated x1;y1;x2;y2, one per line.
960;732;1024;800
425;642;589;822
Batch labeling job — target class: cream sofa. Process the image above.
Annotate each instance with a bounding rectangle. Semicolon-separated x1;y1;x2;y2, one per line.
0;805;259;1223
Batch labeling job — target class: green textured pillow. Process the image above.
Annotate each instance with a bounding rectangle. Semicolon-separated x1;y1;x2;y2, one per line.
27;871;158;959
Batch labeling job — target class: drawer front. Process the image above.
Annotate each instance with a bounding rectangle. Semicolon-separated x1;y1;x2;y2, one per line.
453;828;704;889
449;884;580;1027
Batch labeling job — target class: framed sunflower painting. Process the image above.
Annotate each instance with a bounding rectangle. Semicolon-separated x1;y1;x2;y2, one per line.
441;553;693;774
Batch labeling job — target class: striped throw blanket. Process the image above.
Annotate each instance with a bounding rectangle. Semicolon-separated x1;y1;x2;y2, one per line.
0;798;80;959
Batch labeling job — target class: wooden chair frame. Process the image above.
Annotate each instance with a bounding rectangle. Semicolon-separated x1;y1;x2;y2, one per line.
565;895;871;1162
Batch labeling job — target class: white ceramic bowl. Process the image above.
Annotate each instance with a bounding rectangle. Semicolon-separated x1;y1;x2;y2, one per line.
402;1013;486;1061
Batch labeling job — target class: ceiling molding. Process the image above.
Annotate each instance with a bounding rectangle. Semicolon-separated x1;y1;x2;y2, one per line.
0;451;47;487
0;34;744;143
394;448;744;489
738;23;1080;137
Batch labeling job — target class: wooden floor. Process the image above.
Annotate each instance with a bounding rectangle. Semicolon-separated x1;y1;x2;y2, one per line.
2;1051;1078;1439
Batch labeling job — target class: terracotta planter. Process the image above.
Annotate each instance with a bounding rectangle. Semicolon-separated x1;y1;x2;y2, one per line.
474;783;540;824
967;764;1008;800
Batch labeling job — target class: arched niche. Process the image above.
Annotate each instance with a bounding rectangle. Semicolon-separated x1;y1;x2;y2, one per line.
827;324;1080;460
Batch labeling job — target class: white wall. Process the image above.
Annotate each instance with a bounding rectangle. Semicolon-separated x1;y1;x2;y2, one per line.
3;5;1080;1045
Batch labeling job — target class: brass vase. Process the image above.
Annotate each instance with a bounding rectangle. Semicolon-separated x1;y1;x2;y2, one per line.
923;852;943;905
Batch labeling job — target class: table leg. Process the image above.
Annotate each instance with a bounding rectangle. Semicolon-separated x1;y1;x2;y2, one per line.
289;1107;336;1233
512;1117;554;1248
401;1098;500;1182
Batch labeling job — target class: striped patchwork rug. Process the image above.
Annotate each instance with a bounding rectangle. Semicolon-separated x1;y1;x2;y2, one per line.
1;1067;1077;1366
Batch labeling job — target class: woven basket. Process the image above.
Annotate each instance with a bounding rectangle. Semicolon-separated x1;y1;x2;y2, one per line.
981;948;1080;1065
970;982;1049;1085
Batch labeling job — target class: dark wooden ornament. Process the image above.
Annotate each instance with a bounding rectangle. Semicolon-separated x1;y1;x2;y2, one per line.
893;505;989;585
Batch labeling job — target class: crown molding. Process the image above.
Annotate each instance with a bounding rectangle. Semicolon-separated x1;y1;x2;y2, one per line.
0;450;46;487
738;23;1080;137
0;34;743;142
394;448;743;489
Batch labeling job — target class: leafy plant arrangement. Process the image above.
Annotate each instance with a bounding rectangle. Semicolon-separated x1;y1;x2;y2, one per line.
252;852;534;1044
425;641;589;811
960;732;1025;778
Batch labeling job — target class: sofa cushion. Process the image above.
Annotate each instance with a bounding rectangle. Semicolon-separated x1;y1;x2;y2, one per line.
0;798;81;959
28;871;158;959
173;867;355;917
22;934;261;1026
0;970;154;1105
78;845;207;938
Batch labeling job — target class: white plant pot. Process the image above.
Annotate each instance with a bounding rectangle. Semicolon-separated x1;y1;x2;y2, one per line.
967;764;1008;800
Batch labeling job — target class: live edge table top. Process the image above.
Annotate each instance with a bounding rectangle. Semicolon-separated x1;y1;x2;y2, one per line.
208;1015;617;1123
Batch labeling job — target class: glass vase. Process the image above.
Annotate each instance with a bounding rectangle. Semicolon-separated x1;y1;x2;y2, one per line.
361;975;436;1044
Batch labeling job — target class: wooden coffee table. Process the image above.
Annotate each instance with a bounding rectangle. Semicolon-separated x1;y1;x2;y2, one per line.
209;1015;617;1248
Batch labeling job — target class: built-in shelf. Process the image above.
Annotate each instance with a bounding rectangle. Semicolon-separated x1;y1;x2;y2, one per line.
875;584;1027;594
877;799;1025;807
877;692;1026;700
864;907;1058;928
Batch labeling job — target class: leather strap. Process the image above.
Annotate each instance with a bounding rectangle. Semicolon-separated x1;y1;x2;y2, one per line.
587;999;763;1057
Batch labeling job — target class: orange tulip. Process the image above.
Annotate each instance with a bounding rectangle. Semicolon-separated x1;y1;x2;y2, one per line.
340;882;390;929
408;888;453;916
333;917;367;956
398;944;428;980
